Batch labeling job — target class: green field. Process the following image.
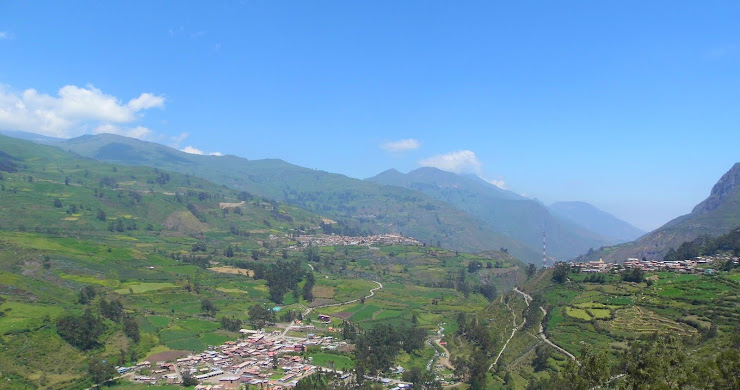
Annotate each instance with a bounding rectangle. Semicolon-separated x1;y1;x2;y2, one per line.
0;301;64;334
307;351;355;371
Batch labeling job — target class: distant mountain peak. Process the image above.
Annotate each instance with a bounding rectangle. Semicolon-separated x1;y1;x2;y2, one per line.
692;162;740;215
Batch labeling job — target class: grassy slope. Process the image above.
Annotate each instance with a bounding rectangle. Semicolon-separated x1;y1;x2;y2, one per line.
485;267;740;388
0;135;518;389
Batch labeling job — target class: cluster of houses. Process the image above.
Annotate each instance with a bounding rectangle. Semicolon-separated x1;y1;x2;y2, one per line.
125;330;348;389
572;254;737;274
294;233;421;248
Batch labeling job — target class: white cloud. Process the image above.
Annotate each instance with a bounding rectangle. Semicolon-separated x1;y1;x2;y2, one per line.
0;84;164;138
180;145;222;156
180;146;204;155
128;93;165;111
485;178;507;189
418;150;482;174
419;149;508;189
0;31;11;40
380;138;420;152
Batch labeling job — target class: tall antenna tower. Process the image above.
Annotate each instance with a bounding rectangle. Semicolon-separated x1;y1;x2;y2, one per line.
542;231;547;269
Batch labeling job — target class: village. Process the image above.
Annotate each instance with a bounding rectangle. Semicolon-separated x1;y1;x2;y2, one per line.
121;328;350;390
119;314;418;390
292;233;422;248
571;253;738;274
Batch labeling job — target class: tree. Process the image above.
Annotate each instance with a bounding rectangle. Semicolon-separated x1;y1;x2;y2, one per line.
181;371;199;387
220;316;243;332
201;298;217;316
355;324;401;375
248;304;275;329
526;263;537;279
532;344;551;372
402;325;426;353
79;285;96;304
56;309;105;350
123;315;140;343
621;334;694;390
552;262;569;283
341;320;358;341
478;283;497;302
88;356;116;387
402;367;442;390
468;260;483;273
621;267;645;283
96;209;106;221
99;298;124;322
53;198;63;208
305;246;320;262
302;271;315;302
553;347;610;390
453;349;489;390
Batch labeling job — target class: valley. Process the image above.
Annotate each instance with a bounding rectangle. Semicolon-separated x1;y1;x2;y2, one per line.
0;134;738;390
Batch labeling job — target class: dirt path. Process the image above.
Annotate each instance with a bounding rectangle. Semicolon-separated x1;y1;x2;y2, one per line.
492;294;527;367
492;287;576;368
537;306;577;361
514;287;532;306
281;280;383;337
433;338;454;370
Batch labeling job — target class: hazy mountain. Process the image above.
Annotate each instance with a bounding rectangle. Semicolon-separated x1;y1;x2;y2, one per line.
368;167;613;261
579;162;740;262
0;129;64;144
548;201;645;244
53;133;540;262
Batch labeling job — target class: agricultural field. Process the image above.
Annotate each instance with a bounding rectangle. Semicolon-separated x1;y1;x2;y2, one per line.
489;266;740;388
0;135;521;389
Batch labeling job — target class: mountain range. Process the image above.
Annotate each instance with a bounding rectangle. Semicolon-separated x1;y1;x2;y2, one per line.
9;131;646;263
54;133;540;262
368;167;643;260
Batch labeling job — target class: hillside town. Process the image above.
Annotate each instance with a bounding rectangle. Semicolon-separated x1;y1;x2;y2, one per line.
572;253;738;274
293;233;422;248
122;330;348;389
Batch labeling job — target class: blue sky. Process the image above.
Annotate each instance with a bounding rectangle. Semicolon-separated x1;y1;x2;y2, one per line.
1;1;739;231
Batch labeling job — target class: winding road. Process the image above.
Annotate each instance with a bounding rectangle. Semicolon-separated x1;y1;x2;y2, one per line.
513;287;577;362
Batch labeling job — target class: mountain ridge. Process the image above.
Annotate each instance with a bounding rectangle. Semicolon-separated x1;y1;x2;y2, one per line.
51;133;542;262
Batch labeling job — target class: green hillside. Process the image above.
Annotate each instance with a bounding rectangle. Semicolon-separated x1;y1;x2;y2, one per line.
439;260;740;389
0;135;521;389
54;133;540;262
